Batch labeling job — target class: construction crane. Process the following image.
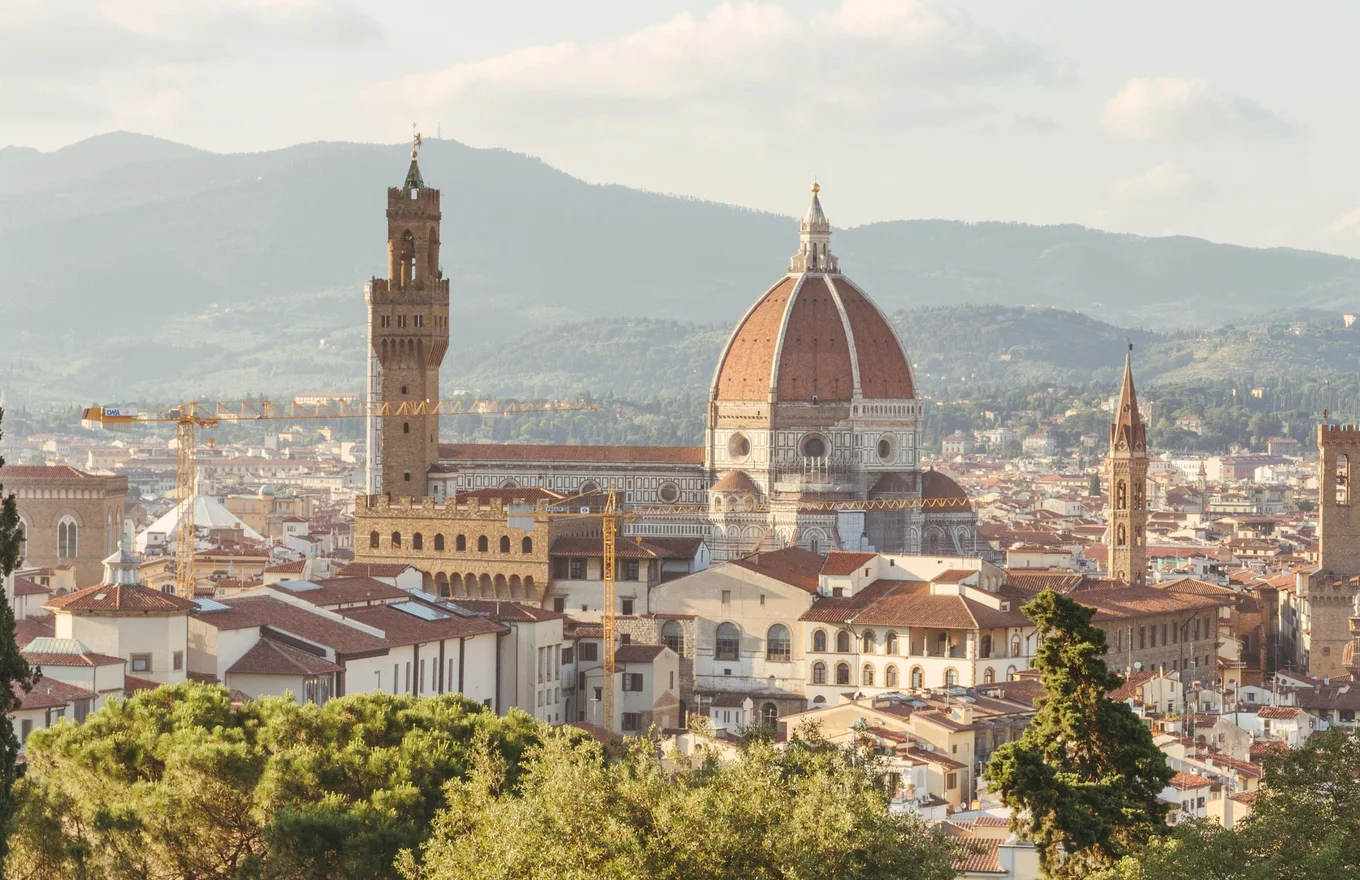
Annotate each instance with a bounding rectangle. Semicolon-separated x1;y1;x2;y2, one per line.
81;397;594;599
520;487;971;732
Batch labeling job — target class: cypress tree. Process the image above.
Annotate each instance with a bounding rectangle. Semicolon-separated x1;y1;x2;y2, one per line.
983;589;1173;878
0;409;39;865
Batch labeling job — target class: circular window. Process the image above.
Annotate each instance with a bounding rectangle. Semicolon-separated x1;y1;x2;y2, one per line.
658;482;680;503
803;435;827;458
878;436;893;460
729;433;751;459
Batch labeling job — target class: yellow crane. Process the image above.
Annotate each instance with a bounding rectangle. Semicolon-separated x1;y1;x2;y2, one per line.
81;397;594;598
520;488;971;732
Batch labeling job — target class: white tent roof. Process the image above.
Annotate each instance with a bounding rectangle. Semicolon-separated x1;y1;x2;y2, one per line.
138;495;264;544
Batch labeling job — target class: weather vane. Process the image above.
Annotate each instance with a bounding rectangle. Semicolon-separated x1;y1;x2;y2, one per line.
411;123;422;159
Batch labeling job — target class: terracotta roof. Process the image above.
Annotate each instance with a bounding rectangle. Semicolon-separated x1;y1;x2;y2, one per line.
921;469;970;507
710;471;761;494
954;838;1004;875
1256;706;1302;719
1168;771;1213;789
264;560;306;574
16;676;95;711
1076;585;1230;621
12;577;50;597
22;639;125;668
729;548;824;593
614;644;667;663
1003;570;1085;594
977;678;1045;707
0;465;90;480
272;577;410;607
564;620;604;639
336;562;416;578
800;578;902;623
227;638;344;676
820;551;877;576
190;596;388;655
454;487;563;503
1157;577;1237;597
868;472;915;495
13;616;55;648
340;602;506;645
123;675;159;692
45;582;195;614
853;582;1031;629
456;600;570;623
439;443;704;465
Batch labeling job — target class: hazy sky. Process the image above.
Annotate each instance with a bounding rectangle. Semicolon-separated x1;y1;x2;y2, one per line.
6;0;1360;256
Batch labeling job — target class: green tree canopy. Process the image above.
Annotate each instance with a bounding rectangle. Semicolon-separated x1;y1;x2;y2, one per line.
400;726;963;880
1094;728;1360;880
983;590;1173;878
5;684;542;880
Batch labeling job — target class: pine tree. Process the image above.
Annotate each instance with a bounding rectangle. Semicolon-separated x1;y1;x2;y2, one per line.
983;589;1173;878
0;408;38;866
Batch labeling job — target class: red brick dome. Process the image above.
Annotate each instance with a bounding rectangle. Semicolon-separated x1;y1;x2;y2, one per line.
711;274;914;403
921;469;970;509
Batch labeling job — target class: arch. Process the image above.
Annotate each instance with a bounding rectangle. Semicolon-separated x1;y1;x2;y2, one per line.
579;480;600;495
435;572;450;597
1007;665;1018;681
523;575;535;595
766;624;791;661
369;531;380;549
715;622;741;660
760;702;778;727
478;535;488;552
910;666;924;689
1011;636;1022;657
812;629;827;653
1116;523;1127;547
885;664;899;688
1116;480;1127;510
944;668;959;687
493;574;507;596
809;535;820;555
57;516;78;559
861;664;875;687
812;695;827;706
835;630;851;653
661;620;683;655
861;630;877;653
835;662;851;685
456;534;466;552
478;574;493;597
980;634;993;658
1339;454;1351;505
464;573;478;596
812;661;827;684
509;574;522;598
500;478;520;489
522;536;533;554
412;532;423;551
434;534;445;552
983;667;996;684
391;531;402;548
885;631;898;655
801;433;829;458
499;535;511;553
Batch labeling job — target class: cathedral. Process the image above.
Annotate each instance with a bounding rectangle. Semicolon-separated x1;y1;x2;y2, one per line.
356;150;980;599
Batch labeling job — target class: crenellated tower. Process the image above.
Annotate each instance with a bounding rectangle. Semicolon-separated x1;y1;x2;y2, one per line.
365;140;449;499
1107;348;1147;585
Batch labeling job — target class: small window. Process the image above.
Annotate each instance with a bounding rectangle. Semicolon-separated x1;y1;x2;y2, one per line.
625;560;640;581
579;642;598;662
885;664;899;687
478;536;488;552
434;534;444;551
500;536;511;553
553;597;566;613
761;702;778;726
623;673;644;692
621;712;641;732
369;531;380;549
862;664;875;686
412;533;424;550
885;632;898;655
570;559;584;579
456;534;466;552
131;654;152;673
878;437;892;460
404;472;411;482
391;531;402;548
403;422;410;434
621;598;634;615
721;590;731;605
561;646;574;665
522;536;533;554
173;651;183;671
944;668;958;687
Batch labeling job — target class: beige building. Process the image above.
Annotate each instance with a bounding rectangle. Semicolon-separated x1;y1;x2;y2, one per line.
1;464;128;586
582;643;681;734
223;487;312;537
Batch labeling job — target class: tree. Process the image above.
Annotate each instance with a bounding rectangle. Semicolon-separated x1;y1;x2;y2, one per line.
983;590;1173;878
400;728;963;880
5;684;542;880
1094;729;1360;880
0;408;38;868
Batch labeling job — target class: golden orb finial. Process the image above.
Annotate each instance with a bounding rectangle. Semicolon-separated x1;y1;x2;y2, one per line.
811;181;820;194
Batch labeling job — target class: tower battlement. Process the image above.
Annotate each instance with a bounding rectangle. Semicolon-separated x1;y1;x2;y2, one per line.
1319;424;1360;445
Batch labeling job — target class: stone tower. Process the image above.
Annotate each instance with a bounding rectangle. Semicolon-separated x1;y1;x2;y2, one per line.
1107;349;1147;585
365;145;449;500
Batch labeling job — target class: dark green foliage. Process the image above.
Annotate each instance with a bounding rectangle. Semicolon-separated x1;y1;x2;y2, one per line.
0;409;39;867
4;684;543;880
983;590;1173;878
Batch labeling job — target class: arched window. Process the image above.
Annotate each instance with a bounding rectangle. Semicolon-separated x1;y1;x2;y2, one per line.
1340;454;1351;505
835;663;850;685
812;695;826;706
766;624;791;661
885;664;899;688
661;620;683;655
861;630;877;653
434;534;445;552
1116;524;1127;546
812;662;827;684
391;531;402;548
1116;480;1127;510
412;533;423;550
812;629;827;653
835;630;851;653
885;632;898;655
761;702;778;726
715;623;741;660
910;666;923;689
945;668;959;687
402;422;410;434
980;634;993;658
57;516;78;559
369;531;380;549
1011;637;1022;657
983;667;996;684
499;536;511;553
1007;665;1018;681
456;534;466;552
522;536;533;554
861;664;875;687
579;480;600;495
478;536;488;552
435;572;449;597
809;536;820;555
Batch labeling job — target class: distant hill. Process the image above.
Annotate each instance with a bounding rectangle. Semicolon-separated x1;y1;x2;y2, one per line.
7;133;1360;404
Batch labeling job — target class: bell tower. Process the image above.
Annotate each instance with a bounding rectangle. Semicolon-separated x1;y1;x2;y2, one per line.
1107;347;1147;585
365;133;449;499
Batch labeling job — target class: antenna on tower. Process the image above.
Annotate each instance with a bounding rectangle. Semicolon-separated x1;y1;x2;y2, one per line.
1324;378;1332;424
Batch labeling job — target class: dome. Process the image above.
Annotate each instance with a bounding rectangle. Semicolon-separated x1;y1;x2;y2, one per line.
921;469;970;509
711;470;761;494
711;188;914;404
259;485;275;499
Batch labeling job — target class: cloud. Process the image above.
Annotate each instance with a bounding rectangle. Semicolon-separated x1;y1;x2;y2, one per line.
372;0;1058;143
1101;77;1298;140
1330;207;1360;234
1013;115;1059;134
1108;161;1215;201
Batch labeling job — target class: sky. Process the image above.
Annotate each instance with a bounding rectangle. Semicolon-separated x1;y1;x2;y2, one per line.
6;0;1360;256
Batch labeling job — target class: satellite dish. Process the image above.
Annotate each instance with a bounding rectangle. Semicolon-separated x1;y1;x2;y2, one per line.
1134;662;1144;671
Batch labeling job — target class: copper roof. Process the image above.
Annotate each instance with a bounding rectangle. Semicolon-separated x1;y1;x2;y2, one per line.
45;582;195;614
227;638;344;676
439;443;704;465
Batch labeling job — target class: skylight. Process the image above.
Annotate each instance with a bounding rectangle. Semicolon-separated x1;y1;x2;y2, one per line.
393;601;450;622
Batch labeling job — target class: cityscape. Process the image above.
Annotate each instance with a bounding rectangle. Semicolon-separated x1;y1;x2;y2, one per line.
2;3;1359;879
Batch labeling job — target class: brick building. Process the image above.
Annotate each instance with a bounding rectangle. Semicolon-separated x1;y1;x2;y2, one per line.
1;465;128;586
